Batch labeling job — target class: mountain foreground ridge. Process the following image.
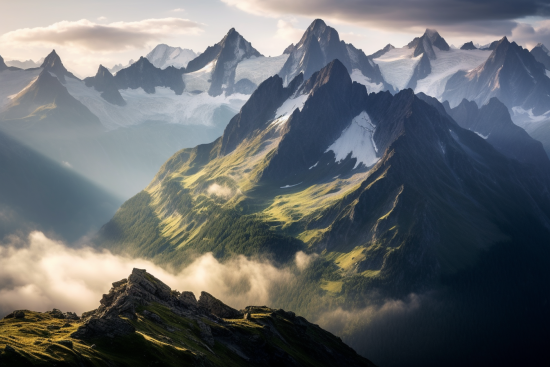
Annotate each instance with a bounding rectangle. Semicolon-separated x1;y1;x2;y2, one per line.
0;268;373;367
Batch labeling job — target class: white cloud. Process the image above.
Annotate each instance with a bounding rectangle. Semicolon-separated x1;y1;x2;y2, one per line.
0;18;204;52
171;8;185;13
97;16;107;22
275;19;304;43
207;183;234;199
294;251;318;271
0;231;293;316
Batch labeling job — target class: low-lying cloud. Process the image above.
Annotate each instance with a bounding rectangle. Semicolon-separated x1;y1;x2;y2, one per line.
207;183;234;199
1;18;204;52
222;0;550;35
0;231;313;317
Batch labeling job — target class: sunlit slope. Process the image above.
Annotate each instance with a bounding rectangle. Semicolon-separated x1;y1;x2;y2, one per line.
99;60;550;303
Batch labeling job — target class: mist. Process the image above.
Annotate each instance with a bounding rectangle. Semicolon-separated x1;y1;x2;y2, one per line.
0;231;302;317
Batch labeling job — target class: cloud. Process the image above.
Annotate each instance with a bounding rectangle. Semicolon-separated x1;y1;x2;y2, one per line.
0;231;293;317
222;0;550;35
207;183;234;199
171;8;185;12
275;19;304;43
1;18;204;52
294;251;318;270
512;20;550;49
97;16;107;21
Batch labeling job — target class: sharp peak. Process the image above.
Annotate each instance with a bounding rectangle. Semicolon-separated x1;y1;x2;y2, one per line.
309;19;327;28
424;28;440;36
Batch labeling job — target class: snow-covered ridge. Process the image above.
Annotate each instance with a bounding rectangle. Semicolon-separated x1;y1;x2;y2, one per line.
146;44;198;70
326;111;379;168
350;69;384;93
415;48;491;98
235;55;289;86
271;93;309;128
65;76;247;129
373;47;421;90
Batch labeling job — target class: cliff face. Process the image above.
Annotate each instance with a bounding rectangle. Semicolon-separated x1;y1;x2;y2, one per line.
0;268;375;367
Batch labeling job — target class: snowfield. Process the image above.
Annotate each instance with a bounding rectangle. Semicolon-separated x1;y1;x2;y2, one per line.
182;61;215;93
326;111;379;168
350;69;384;93
415;49;491;98
373;47;421;90
271;93;309;128
147;44;198;69
235;55;289;86
65;77;247;130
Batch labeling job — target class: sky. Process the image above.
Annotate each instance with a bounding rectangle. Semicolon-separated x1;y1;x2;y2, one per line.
1;0;550;77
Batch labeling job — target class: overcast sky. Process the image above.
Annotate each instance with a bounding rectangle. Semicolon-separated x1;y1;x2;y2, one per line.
1;0;549;77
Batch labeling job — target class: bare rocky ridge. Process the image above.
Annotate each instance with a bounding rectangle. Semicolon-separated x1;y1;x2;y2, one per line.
66;268;373;366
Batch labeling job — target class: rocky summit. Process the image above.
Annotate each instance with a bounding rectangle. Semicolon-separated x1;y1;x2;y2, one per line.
0;268;374;367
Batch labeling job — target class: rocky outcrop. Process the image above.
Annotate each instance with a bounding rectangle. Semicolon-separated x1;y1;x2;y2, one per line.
530;43;550;70
460;41;478;50
197;291;242;319
40;50;78;83
368;44;395;59
113;57;185;95
84;65;126;106
71;268;240;340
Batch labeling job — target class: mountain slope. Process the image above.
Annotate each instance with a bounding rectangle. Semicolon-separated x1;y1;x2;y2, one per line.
113;57;185;95
184;28;262;96
40;50;78;83
279;19;391;93
146;44;198;69
444;97;549;167
442;37;550;115
372;31;490;96
0;129;120;241
84;65;126;106
530;43;550;70
97;60;550;366
0;268;374;367
0;69;101;132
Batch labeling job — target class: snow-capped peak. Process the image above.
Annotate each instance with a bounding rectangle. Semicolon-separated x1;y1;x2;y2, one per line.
146;44;198;70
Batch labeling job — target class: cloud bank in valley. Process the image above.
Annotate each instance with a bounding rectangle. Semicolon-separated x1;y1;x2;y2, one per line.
0;232;322;317
222;0;550;35
0;18;204;52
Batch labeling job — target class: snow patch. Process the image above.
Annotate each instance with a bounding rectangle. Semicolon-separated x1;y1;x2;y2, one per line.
546;70;550;78
309;161;318;170
415;49;491;98
147;44;198;69
235;55;289;86
350;69;384;93
271;93;309;127
280;182;302;189
64;77;248;130
372;47;422;90
326;111;379;169
182;61;215;93
475;131;490;139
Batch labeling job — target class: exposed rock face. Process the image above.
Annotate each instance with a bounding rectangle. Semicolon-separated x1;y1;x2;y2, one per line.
460;41;478;50
0;69;101;131
407;29;450;60
185;28;262;96
0;55;8;71
113;57;185;95
443;37;550;115
530;43;550;70
84;65;126;106
407;53;432;89
197;291;242;319
278;19;391;91
40;50;78;83
63;268;374;367
368;44;395;59
71;268;236;339
445;97;550;168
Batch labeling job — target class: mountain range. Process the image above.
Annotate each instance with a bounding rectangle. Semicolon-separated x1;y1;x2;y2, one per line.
96;59;550;366
3;17;550;366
